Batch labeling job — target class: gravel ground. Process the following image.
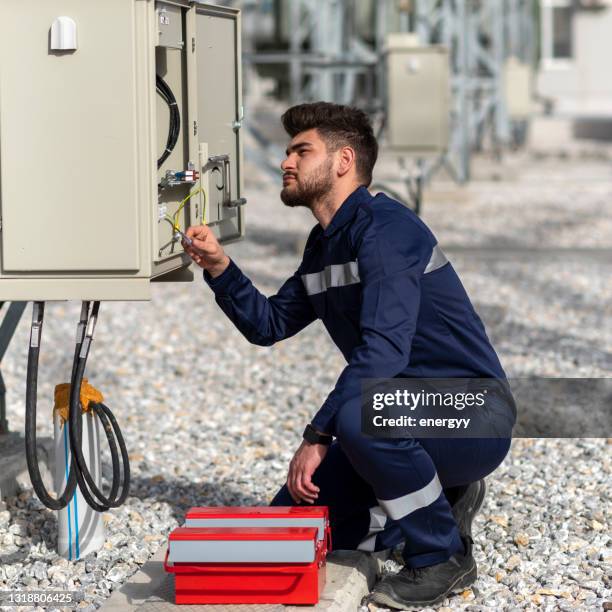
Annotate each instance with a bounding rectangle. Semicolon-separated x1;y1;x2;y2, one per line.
0;146;610;611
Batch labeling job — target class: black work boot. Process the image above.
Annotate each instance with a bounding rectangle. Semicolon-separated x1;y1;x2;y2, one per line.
451;478;486;539
369;536;476;610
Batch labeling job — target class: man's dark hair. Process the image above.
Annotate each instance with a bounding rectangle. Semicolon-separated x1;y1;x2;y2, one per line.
281;102;378;187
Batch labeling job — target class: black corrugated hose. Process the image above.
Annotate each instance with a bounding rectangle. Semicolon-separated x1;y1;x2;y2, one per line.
25;301;130;511
156;74;181;169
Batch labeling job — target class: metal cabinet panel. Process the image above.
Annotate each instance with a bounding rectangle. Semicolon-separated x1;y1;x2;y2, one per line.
504;57;533;119
194;5;244;243
386;38;450;153
157;2;184;49
0;0;141;272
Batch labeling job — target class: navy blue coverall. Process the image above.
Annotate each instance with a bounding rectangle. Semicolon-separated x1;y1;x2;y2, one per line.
204;186;516;567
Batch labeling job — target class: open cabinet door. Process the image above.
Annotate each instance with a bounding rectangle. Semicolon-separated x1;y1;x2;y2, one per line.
191;3;244;244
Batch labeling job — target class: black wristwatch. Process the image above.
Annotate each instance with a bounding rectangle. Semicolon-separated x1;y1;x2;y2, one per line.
303;423;333;445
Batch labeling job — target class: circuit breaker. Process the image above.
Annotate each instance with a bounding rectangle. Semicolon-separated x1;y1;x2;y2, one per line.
0;0;244;300
385;34;450;153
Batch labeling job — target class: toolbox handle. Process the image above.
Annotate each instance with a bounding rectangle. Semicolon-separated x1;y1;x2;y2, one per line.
316;540;325;568
163;549;174;573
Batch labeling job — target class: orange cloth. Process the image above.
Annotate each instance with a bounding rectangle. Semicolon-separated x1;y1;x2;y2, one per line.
53;378;104;423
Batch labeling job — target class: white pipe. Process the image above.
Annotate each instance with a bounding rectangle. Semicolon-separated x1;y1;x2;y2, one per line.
54;411;105;560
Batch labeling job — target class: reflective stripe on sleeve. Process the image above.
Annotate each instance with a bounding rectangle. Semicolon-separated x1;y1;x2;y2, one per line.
302;261;360;296
301;245;448;296
424;244;448;274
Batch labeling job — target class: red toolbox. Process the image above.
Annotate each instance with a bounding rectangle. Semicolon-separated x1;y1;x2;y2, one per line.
164;506;331;605
185;505;331;549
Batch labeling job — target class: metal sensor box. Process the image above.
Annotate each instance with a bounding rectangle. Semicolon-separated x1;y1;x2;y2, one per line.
386;34;451;153
504;56;533;119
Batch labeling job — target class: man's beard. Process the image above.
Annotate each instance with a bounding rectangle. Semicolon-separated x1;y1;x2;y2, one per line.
280;157;334;209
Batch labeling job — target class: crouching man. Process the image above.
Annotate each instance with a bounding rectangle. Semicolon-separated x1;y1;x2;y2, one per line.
183;102;516;609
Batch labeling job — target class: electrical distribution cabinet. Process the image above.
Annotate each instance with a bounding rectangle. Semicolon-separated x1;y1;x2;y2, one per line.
504;56;533;119
385;34;450;153
0;0;244;300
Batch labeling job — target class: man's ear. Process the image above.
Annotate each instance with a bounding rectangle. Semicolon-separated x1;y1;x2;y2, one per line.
336;146;356;178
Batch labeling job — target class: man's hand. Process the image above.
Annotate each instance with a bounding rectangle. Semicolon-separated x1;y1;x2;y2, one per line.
287;440;327;504
183;224;230;278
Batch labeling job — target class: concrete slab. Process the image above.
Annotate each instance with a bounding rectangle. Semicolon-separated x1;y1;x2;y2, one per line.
101;545;389;612
0;432;53;501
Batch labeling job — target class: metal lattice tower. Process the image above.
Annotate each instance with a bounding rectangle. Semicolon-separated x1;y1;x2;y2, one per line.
239;0;536;185
242;0;381;106
414;0;536;182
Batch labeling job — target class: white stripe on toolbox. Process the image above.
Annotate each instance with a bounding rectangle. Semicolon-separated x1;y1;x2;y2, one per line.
378;473;443;521
168;539;316;564
301;245;448;296
184;517;327;541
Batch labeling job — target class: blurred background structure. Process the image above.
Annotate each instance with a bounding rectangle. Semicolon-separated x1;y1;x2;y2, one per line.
241;0;537;185
207;0;612;197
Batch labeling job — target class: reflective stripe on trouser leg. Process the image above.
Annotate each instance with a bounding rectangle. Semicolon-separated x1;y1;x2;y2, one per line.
378;473;443;520
335;421;464;567
357;505;387;551
357;474;451;558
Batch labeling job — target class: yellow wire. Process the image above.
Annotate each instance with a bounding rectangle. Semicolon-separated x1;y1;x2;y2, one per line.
160;184;207;254
164;215;177;230
172;187;203;230
160;185;208;255
200;188;207;224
